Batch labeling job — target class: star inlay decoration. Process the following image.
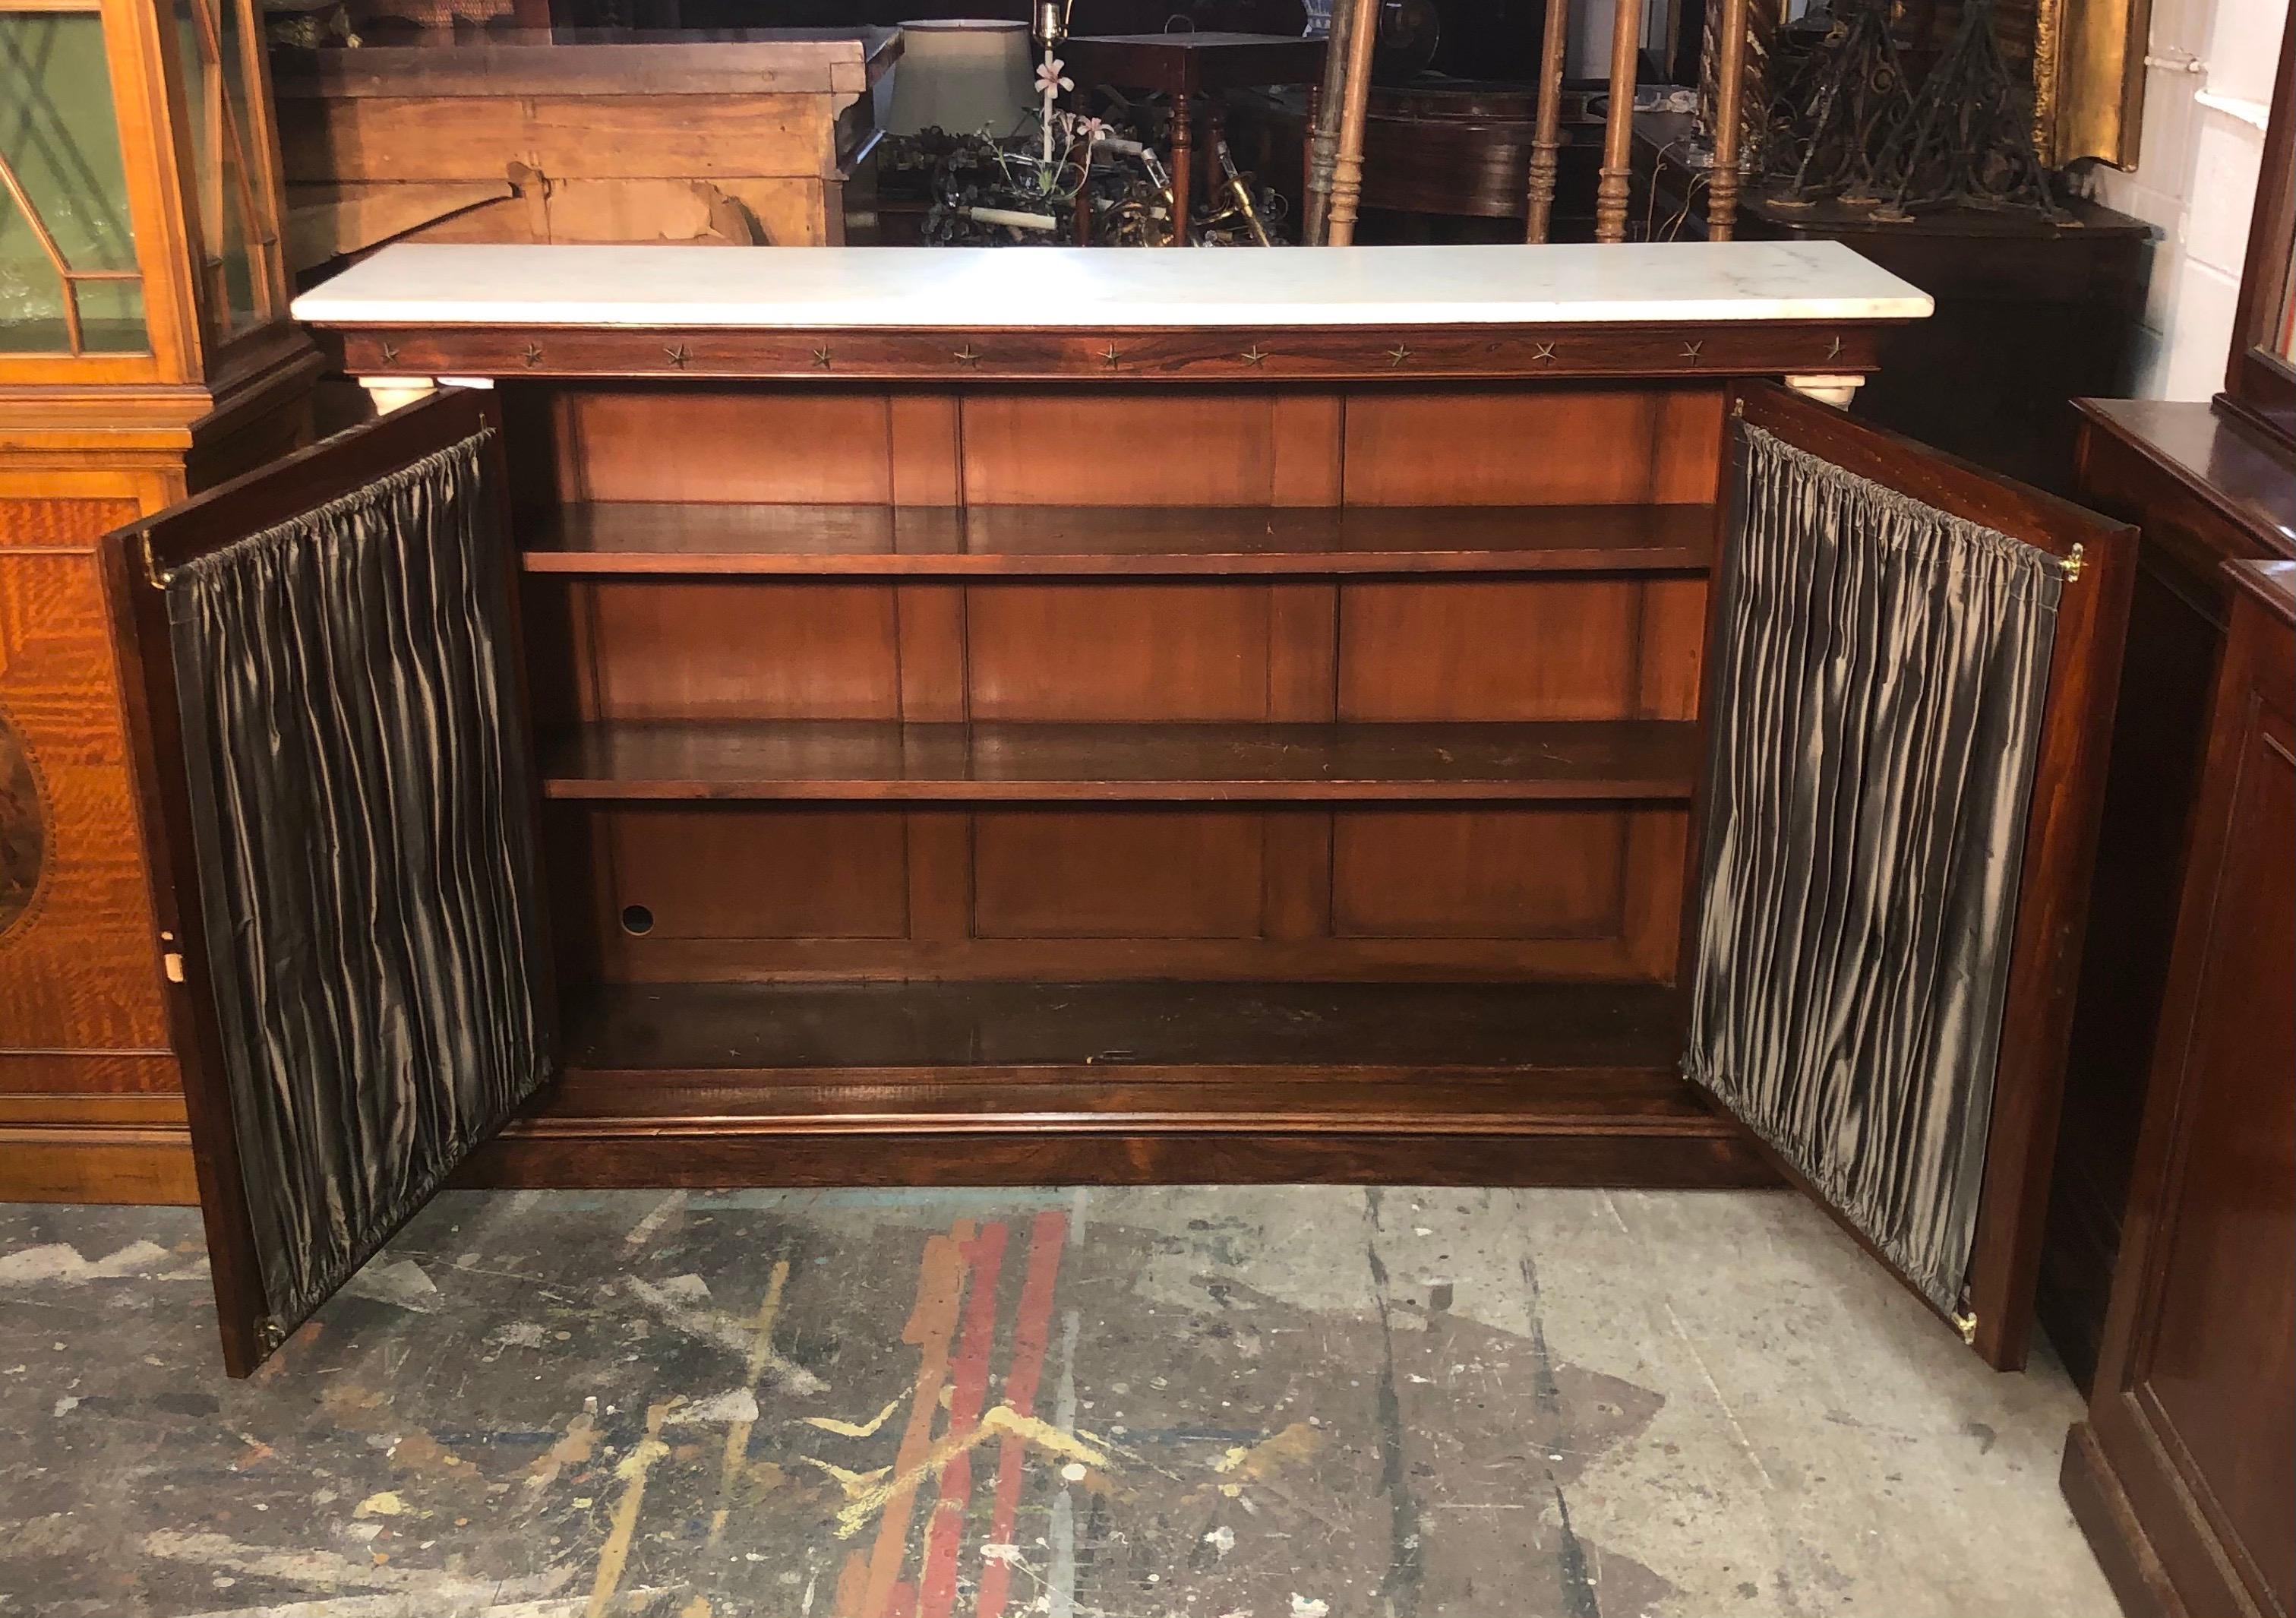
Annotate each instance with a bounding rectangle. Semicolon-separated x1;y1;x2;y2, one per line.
1532;341;1557;365
812;347;834;370
1100;343;1123;368
663;343;690;369
378;343;400;365
1826;334;1845;360
952;343;981;368
1386;345;1412;368
521;343;544;368
1682;340;1704;361
1240;345;1268;368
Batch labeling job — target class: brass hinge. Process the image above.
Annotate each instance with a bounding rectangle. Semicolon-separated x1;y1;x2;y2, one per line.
1950;1308;1979;1346
2061;542;2084;583
141;532;172;593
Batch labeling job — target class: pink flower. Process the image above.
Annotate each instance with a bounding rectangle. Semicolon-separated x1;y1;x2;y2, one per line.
1034;55;1074;96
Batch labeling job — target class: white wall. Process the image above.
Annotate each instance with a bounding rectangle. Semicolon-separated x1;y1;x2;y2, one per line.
2073;0;2288;397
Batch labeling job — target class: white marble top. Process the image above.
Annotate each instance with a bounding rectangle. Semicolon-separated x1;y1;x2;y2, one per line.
292;241;1932;330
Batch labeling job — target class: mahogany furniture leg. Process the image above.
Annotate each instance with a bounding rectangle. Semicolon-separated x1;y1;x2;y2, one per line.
1325;0;1381;245
1524;0;1572;242
1707;0;1748;241
1170;90;1194;245
1595;0;1642;242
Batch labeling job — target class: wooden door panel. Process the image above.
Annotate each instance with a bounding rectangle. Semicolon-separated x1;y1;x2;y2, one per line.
2131;695;2294;1608
1691;383;2134;1370
102;390;552;1377
2072;561;2296;1618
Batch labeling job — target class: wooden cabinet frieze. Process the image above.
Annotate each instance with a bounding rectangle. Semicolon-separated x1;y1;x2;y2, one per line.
330;321;1889;386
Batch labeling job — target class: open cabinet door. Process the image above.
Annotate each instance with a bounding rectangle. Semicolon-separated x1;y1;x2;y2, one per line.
1685;382;2133;1371
101;390;554;1377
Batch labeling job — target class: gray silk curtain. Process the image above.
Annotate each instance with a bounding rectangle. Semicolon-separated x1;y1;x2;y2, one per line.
167;430;550;1339
1684;422;2064;1313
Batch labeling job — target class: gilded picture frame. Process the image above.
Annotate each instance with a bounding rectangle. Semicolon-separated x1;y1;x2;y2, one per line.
2034;0;2151;169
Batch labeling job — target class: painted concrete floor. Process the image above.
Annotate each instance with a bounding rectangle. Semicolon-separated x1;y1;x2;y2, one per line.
0;1187;2115;1618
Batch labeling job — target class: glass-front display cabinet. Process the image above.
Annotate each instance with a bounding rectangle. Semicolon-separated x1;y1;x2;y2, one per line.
1;0;317;1204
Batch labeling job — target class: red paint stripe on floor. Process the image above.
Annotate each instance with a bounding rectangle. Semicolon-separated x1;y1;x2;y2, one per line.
974;1209;1069;1618
917;1222;1009;1618
851;1219;974;1618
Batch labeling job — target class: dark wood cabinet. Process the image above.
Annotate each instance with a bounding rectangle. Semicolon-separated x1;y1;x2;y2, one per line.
2040;402;2296;1390
2061;558;2296;1618
89;243;2137;1376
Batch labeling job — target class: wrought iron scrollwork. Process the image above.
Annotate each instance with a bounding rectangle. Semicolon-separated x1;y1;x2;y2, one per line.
1762;0;2064;222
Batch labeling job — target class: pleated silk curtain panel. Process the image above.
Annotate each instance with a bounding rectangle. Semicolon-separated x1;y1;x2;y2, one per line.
1685;422;2064;1313
166;430;551;1338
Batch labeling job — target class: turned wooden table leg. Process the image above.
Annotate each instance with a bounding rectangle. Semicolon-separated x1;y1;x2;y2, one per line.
1594;0;1642;242
1524;0;1571;242
1707;0;1750;241
1325;0;1380;245
1170;90;1193;245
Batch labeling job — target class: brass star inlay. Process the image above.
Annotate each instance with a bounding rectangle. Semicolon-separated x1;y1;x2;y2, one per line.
378;342;400;365
1532;341;1557;364
1386;345;1412;368
1682;340;1704;361
663;343;690;369
812;347;834;370
521;343;544;368
953;343;981;368
1826;334;1845;360
1240;345;1268;368
1101;343;1123;368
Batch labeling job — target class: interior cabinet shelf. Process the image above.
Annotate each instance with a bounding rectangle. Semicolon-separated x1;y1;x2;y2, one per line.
535;719;1703;801
517;501;1716;577
557;979;1685;1079
496;979;1748;1187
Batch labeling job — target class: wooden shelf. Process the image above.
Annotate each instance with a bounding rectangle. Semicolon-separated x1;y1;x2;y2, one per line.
558;980;1686;1076
537;719;1702;802
517;501;1716;577
458;981;1775;1189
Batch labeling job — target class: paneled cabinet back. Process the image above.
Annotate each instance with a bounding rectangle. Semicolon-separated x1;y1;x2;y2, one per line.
508;378;1719;990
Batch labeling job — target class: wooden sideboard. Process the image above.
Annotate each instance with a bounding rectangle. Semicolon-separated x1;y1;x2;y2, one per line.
2061;558;2294;1618
82;241;2144;1374
2039;402;2296;1390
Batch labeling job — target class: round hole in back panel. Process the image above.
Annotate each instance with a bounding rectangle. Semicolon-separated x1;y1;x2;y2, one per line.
621;904;655;936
